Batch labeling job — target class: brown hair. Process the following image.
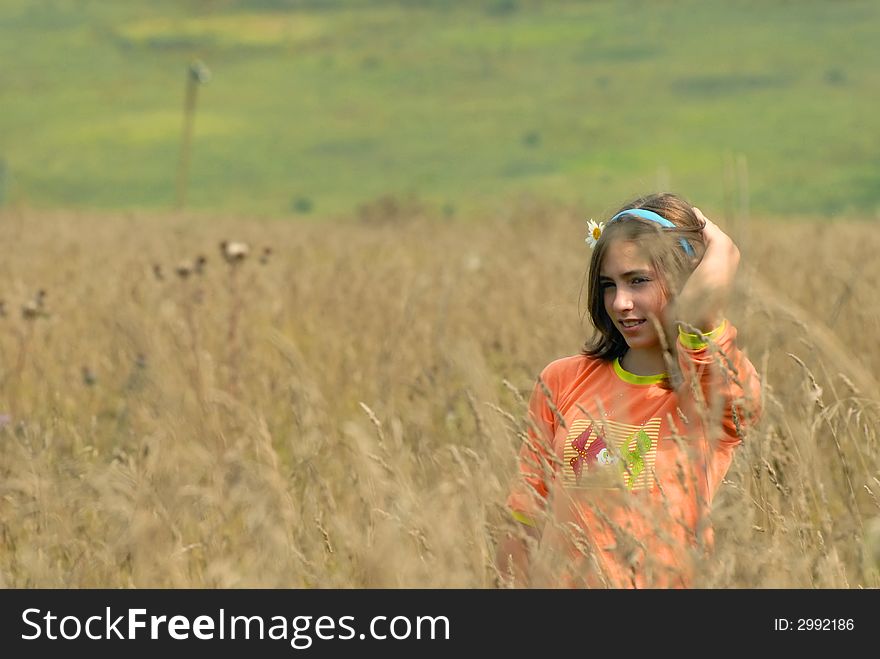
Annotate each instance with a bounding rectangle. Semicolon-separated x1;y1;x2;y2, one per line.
581;193;706;386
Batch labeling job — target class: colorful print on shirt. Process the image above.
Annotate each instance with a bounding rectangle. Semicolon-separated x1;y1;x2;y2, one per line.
563;417;662;491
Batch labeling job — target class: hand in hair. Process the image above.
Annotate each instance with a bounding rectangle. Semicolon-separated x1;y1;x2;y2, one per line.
672;207;740;333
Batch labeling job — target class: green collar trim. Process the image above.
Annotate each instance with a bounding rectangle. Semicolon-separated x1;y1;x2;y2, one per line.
613;357;666;385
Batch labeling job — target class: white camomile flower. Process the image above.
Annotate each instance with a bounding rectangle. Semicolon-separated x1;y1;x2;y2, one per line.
585;219;605;249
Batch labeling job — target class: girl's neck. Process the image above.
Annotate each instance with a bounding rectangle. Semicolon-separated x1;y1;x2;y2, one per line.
621;348;667;377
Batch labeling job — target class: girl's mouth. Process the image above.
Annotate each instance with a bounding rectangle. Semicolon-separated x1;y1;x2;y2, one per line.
620;319;646;330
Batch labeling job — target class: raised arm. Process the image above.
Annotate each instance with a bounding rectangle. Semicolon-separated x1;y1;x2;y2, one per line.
673;209;761;447
674;207;740;333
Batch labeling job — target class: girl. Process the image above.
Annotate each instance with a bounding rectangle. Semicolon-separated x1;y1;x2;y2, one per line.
497;193;762;588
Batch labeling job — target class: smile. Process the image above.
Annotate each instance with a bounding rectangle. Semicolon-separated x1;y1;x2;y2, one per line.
620;319;646;328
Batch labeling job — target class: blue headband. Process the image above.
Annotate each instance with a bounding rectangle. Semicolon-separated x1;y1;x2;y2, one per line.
609;209;695;257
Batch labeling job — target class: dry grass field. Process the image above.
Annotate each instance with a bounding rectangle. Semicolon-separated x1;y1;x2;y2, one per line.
1;203;878;588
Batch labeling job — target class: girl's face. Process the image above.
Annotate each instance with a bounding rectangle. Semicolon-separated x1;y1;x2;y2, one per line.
598;239;668;353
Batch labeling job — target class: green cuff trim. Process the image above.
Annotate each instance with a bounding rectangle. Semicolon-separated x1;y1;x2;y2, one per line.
678;320;727;350
613;357;666;386
511;510;537;527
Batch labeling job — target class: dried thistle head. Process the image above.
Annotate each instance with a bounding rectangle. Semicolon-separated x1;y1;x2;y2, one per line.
220;240;249;264
194;255;207;275
175;260;193;279
22;301;40;320
260;246;272;265
81;365;97;387
152;264;164;281
22;291;47;320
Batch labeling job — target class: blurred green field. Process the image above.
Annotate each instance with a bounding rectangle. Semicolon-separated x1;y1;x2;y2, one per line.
1;0;878;219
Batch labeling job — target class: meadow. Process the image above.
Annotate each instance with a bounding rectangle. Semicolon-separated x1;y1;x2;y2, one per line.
1;0;878;589
1;0;879;218
1;201;878;587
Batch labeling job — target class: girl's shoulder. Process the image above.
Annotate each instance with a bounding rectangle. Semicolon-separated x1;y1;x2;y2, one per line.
539;352;609;389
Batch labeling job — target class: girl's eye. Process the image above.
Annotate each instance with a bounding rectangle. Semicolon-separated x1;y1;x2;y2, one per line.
632;277;650;285
600;281;614;290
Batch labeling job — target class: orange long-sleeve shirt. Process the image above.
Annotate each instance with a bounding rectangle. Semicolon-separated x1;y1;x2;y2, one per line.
507;322;762;588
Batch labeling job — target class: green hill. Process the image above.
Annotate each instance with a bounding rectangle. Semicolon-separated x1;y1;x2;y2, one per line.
1;0;877;219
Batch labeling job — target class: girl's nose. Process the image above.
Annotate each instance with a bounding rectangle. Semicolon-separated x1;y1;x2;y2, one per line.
613;289;633;313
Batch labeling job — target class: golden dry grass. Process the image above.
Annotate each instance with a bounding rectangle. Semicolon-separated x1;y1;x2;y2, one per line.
1;203;878;588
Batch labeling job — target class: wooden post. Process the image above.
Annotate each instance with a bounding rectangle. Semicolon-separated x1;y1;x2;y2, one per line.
176;61;210;209
0;157;7;207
